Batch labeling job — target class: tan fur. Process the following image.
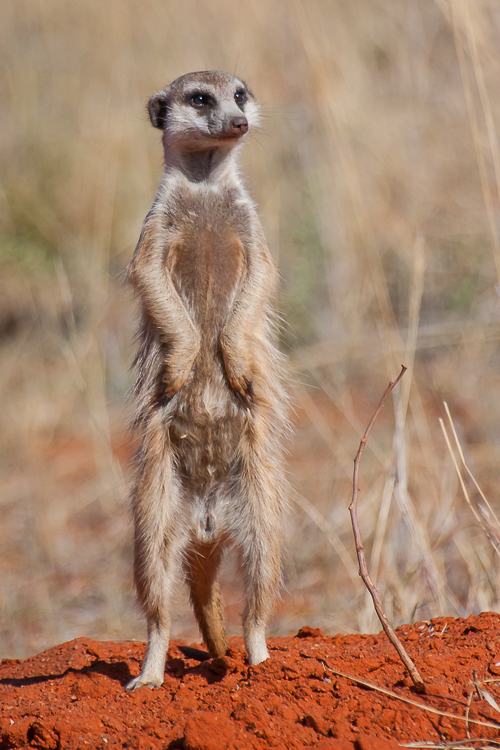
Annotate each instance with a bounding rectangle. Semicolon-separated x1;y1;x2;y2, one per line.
126;71;290;690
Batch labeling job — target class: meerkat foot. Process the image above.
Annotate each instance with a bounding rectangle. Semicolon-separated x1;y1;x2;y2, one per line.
248;646;270;665
126;636;167;690
126;672;164;691
245;626;270;665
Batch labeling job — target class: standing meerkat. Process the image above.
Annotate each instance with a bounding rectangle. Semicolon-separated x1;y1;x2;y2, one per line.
126;70;290;691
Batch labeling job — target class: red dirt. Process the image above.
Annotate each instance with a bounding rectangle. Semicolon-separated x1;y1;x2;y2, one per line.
2;613;500;749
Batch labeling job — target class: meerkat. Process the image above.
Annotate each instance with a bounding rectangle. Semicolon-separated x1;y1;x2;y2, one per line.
126;71;290;691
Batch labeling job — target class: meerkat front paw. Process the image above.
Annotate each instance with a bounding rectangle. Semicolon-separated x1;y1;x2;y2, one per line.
220;337;254;406
162;360;194;398
162;335;200;398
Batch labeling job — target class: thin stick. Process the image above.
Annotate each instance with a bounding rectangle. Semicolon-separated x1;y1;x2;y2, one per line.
443;402;500;538
439;414;500;556
465;687;474;740
348;365;425;689
403;741;500;749
319;661;500;731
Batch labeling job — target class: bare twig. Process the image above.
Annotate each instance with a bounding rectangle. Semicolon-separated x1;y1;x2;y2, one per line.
348;365;425;690
465;687;474;739
319;661;500;731
443;402;500;544
440;409;500;558
403;741;500;749
473;671;500;716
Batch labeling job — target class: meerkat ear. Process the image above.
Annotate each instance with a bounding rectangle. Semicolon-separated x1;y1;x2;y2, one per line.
148;91;169;129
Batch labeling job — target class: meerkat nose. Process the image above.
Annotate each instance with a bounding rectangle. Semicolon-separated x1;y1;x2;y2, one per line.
230;116;249;135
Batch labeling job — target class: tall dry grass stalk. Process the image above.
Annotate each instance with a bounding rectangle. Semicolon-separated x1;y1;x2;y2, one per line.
1;0;500;657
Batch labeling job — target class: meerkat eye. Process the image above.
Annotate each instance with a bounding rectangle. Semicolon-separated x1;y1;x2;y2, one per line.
189;93;213;108
234;90;247;107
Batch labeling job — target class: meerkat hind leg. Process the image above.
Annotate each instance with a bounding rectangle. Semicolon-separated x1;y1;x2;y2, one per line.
126;613;171;691
185;542;229;657
237;474;283;665
125;413;184;691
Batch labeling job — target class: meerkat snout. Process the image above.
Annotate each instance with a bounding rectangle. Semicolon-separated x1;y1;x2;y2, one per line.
230;115;248;135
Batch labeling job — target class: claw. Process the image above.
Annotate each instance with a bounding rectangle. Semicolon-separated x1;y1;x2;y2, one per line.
126;675;164;691
234;380;254;409
246;380;254;402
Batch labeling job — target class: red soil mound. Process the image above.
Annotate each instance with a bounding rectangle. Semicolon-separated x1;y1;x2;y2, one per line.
2;613;500;749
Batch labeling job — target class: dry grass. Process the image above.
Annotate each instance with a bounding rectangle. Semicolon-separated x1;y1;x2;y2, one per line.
2;0;500;658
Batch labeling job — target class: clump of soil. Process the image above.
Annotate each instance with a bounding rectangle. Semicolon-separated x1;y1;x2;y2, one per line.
2;612;500;749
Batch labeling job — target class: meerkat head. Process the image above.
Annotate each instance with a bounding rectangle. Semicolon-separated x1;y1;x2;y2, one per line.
148;71;259;153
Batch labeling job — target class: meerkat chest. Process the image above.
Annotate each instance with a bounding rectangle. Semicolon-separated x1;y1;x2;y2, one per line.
166;190;248;331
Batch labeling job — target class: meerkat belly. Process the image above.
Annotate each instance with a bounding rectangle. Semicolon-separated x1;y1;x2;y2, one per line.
165;218;247;507
167;224;245;338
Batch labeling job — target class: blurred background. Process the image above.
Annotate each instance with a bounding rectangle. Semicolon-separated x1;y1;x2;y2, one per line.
2;0;500;659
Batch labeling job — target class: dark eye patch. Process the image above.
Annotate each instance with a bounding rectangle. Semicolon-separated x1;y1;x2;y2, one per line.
188;92;215;108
